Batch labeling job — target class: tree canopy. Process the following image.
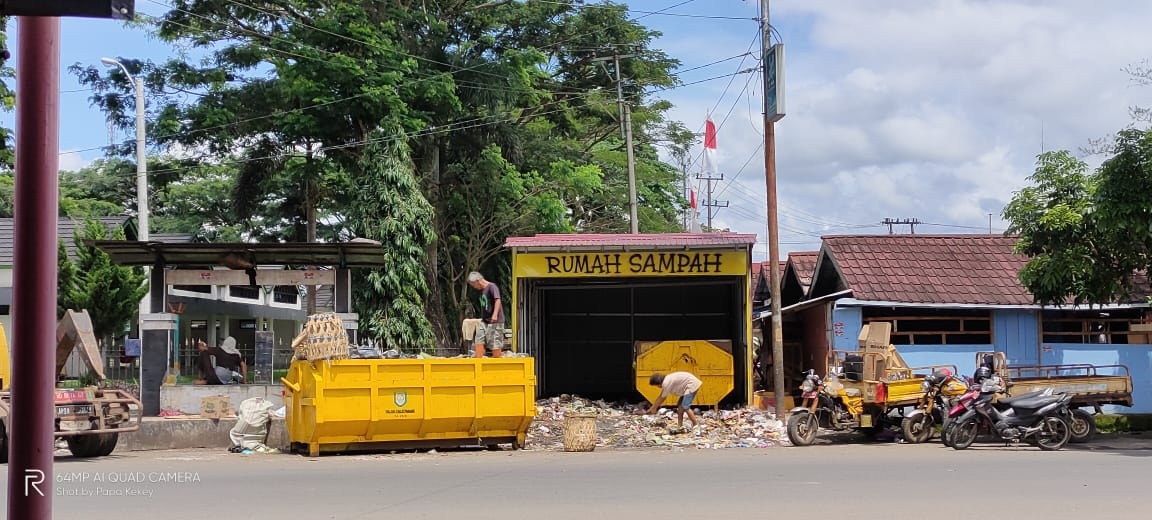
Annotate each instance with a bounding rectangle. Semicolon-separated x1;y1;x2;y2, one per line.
1004;129;1152;306
63;1;700;349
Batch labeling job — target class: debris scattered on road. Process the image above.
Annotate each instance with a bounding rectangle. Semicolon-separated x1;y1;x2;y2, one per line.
525;395;786;450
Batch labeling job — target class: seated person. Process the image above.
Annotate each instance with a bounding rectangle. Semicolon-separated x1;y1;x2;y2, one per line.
193;337;247;385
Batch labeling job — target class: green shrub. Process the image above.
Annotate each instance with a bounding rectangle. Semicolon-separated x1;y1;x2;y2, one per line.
1095;414;1152;432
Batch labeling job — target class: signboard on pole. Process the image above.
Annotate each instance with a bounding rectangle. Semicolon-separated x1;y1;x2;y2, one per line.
765;43;785;122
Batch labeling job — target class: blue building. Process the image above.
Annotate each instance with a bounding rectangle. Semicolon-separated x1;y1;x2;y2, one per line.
770;234;1152;414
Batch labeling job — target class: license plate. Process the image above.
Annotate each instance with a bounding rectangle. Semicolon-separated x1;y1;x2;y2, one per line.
54;390;90;403
56;405;94;417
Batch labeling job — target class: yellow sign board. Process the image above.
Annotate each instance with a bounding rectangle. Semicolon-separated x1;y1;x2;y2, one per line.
513;250;747;278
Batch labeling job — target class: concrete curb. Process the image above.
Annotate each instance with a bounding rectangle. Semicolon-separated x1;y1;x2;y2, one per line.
116;417;289;452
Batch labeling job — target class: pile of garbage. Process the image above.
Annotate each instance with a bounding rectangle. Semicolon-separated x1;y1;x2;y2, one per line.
346;344;530;360
525;395;787;450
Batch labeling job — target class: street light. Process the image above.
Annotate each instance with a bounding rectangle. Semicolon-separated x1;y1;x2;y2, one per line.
99;57;148;243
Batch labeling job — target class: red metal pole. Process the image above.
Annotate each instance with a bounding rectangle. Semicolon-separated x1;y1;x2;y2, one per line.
8;16;61;520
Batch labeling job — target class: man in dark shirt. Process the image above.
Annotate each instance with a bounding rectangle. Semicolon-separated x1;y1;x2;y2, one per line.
193;338;247;385
467;271;504;358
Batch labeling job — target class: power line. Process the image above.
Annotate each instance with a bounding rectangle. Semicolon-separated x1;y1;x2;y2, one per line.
79;3;731;155
529;0;755;20
134;69;751;177
221;0;515;83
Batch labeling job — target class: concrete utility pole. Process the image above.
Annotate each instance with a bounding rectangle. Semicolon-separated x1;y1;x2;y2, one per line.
592;50;640;232
99;57;148;243
614;51;640;234
698;171;729;230
760;0;788;420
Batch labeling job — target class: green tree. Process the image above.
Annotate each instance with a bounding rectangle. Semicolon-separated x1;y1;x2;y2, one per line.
350;129;436;352
0;16;13;171
57;219;148;346
1004;129;1152;305
69;0;696;347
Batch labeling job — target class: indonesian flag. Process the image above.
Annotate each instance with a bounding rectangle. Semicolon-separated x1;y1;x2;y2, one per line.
689;183;702;233
689;189;697;209
702;117;718;175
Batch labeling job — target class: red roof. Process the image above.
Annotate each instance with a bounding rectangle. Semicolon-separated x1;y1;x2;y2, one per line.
821;235;1032;305
787;251;819;290
505;233;757;250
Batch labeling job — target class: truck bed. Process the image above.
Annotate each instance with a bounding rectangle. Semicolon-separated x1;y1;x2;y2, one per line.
1004;364;1133;408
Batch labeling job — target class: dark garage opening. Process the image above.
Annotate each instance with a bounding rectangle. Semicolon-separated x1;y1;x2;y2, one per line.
535;277;747;406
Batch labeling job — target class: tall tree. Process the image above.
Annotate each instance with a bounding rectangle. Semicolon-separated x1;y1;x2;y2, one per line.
70;0;695;347
57;219;149;346
1004;129;1152;305
350;128;436;351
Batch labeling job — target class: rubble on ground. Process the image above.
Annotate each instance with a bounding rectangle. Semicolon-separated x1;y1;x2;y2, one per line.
525;395;788;450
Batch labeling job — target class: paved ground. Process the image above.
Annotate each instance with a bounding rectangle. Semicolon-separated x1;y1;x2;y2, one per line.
2;433;1150;519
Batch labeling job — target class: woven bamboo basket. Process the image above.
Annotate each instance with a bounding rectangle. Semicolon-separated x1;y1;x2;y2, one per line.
562;413;598;452
293;313;350;361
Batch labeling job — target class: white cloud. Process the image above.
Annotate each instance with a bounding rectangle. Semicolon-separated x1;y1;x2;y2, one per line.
58;150;94;172
654;0;1152;261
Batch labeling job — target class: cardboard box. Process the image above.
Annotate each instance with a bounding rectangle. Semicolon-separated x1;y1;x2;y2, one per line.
200;395;232;419
857;322;893;349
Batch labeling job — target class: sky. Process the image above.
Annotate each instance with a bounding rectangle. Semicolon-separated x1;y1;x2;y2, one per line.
4;0;1152;261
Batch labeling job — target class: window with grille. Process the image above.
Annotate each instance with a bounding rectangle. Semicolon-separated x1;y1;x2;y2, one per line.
862;308;993;345
1041;309;1144;344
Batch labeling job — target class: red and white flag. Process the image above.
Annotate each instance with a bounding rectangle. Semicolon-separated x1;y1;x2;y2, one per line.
702;117;718;176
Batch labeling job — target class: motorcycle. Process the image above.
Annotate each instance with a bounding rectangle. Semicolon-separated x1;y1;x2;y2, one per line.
901;369;968;444
947;375;1073;451
786;369;891;446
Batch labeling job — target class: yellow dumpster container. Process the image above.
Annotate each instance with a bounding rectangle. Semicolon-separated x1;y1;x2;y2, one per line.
282;357;536;456
634;340;734;407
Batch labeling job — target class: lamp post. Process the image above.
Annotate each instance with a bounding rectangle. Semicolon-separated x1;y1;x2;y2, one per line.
99;57;148;243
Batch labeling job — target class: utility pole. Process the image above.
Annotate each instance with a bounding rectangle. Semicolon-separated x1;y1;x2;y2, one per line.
882;218;921;234
760;0;788;420
613;51;639;234
680;155;690;231
697;170;727;230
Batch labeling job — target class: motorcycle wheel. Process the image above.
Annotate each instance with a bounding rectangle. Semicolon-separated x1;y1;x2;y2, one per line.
949;418;979;450
901;414;934;444
1068;409;1096;443
1035;416;1071;451
786;413;820;446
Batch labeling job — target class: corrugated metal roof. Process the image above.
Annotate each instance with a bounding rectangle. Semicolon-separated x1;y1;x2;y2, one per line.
0;217;130;266
89;240;389;267
505;233;757;251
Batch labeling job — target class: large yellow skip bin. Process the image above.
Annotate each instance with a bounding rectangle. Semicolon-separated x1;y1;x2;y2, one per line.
282;358;537;456
634;340;734;407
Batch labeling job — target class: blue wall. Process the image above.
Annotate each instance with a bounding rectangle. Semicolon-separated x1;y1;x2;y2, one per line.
894;345;992;377
994;310;1040;366
831;305;1150;413
831;307;862;352
1041;343;1152;413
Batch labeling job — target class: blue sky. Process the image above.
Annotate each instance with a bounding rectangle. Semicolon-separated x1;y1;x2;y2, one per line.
5;1;1152;260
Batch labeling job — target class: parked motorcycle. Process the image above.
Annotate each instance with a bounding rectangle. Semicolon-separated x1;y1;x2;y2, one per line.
948;374;1073;451
901;369;968;444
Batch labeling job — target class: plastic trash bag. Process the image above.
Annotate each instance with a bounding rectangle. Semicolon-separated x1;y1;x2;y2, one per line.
349;343;384;359
230;397;276;451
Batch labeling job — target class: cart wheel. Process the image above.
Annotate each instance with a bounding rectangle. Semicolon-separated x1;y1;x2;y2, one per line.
1069;409;1096;443
901;415;934;444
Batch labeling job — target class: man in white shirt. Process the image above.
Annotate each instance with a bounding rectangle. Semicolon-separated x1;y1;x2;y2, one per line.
645;371;703;429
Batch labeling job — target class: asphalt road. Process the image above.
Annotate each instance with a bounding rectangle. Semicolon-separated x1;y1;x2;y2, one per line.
2;437;1149;520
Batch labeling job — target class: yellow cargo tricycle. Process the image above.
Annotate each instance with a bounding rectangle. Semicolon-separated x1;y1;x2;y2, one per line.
786;344;952;446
